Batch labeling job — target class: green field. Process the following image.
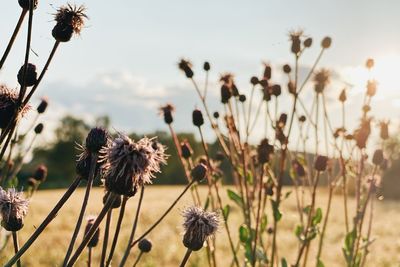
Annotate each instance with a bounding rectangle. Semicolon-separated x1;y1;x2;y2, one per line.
0;186;399;267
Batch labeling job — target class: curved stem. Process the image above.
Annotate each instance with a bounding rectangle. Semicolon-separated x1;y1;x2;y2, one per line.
63;154;98;266
119;186;145;267
105;196;128;266
132;252;143;267
4;176;82;267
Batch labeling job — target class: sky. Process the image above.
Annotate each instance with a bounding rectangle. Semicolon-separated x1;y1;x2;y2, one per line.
1;0;400;149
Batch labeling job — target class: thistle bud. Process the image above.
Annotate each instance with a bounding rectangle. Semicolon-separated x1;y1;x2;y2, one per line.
203;62;210;71
239;94;246;102
84;217;100;248
34;123;44;134
257;139;274;164
290;32;302;55
321;37;332;49
263;64;272;80
314;155;328;172
138;238;153;253
283;64;291;74
159;104;175;124
288;81;296;95
181;140;193;159
278;113;287;128
220;84;231;104
380;121;389;140
337;89;346;103
192;109;204;127
271;84;281;97
37;97;48;113
191;163;207;182
17;63;37;87
85;127;109;154
250;76;259;85
18;0;38;10
213;111;219;119
33;164;47;182
303;37;313;48
366;58;374;69
372;149;384;166
299;115;306;123
178;59;194;78
103;191;122;209
292;160;306;177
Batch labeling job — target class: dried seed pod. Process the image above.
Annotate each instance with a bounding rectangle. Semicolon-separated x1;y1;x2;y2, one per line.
321;36;332;49
178;59;194;78
34;123;44;134
257;139;274;164
290;31;302;55
138;238;152;253
288;81;296;95
303;37;313;48
314;155;328;172
339;89;347;102
203;62;210;71
299;115;306;123
278;113;287;128
37;97;48;114
283;64;291;74
181;140;193;159
263;64;272;80
271;84;281;97
220;84;231;104
85;127;109;154
250;76;259;85
239;94;246;102
17;63;37;87
159;104;175;124
213;111;219;119
191;163;207;182
192;109;204;127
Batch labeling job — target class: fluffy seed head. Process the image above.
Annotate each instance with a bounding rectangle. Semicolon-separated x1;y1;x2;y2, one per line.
182;206;219;251
52;4;87;42
101;134;167;197
0;188;29;231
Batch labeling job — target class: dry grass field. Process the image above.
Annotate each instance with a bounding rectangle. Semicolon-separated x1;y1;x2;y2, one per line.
0;186;399;267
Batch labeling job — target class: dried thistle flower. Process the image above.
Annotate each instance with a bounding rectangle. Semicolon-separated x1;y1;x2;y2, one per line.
178;59;194;78
220;84;231;104
180;140;193;159
263;64;272;80
372;149;384;166
52;4;87;42
190;163;207;182
289;30;303;55
379;120;389;140
84;216;100;248
303;37;313;48
182;206;219;251
354;117;371;149
34;123;44;134
257;139;274;164
18;0;38;10
33;164;48;182
138;238;152;253
36;97;48;114
192;109;204;127
0;188;29;231
0;85;30;129
339;88;347;102
203;62;210;71
17;63;37;87
159;103;175;124
321;36;332;49
283;64;291;74
85;127;110;154
314;156;328;172
313;69;330;93
100;134;167;197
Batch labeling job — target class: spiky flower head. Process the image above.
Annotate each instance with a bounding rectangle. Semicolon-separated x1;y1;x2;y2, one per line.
85;127;110;154
101;134;167;197
52;4;87;42
0;188;29;231
0;85;30;129
313;69;330;93
182;206;219;251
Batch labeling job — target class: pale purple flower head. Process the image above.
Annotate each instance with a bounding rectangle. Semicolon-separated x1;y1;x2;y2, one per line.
0;188;29;231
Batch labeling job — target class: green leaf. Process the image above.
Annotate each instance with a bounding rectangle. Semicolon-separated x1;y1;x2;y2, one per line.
312;208;323;226
295;225;304;241
7;176;18;188
227;189;243;208
284;191;292;200
281;258;288;267
222;204;230;220
271;200;282;221
303;205;311;215
239;225;251;243
317;259;325;267
260;214;268;233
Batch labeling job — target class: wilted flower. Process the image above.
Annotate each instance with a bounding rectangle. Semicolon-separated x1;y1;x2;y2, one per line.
84;216;99;248
159;103;175;124
0;188;29;231
138;238;152;253
182;206;219;251
85;127;110;154
0;85;30;129
52;4;87;42
190;163;208;182
37;97;48;114
257;139;274;164
17;63;37;87
178;59;194;78
33;164;48;182
313;69;330;93
314;156;328;172
289;30;303;55
100;134;167;197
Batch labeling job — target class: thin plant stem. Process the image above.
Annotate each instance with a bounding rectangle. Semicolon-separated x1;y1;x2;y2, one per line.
63;154;98;266
66;193;118;267
87;247;92;267
252;167;265;267
316;184;334;263
132;252;143;267
105;196;128;266
129;180;196;249
179;249;193;267
100;209;113;267
12;231;21;267
0;9;27;69
360;195;375;267
4;176;82;267
119;186;145;267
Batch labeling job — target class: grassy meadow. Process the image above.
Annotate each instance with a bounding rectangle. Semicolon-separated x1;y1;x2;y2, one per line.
0;186;399;267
